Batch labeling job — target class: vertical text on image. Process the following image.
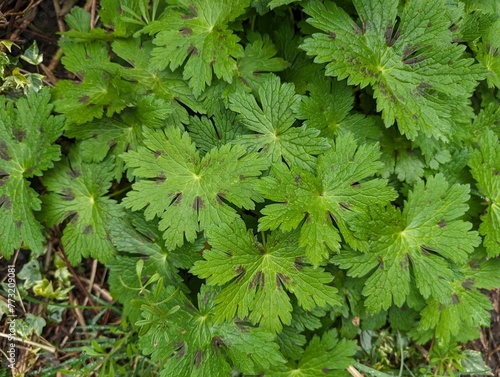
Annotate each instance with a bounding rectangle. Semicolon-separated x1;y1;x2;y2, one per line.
6;265;17;369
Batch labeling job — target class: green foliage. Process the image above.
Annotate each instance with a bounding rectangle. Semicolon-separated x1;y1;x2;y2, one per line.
0;88;63;258
42;149;121;264
144;0;250;96
0;40;45;95
5;0;500;376
121;126;269;249
258;132;396;266
301;0;484;142
191;219;339;333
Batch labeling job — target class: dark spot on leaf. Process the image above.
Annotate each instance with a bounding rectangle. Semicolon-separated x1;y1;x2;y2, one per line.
400;254;409;269
62;188;75;201
201;292;211;306
449;24;459;32
469;259;480;270
427;22;432;27
236;321;249;332
276;272;290;287
379;82;387;96
173;193;183;206
451;293;460;304
14;129;26;142
294;175;300;184
187;44;199;56
328;31;336;39
384;22;401;47
193;196;204;210
84;225;92;235
195;349;202;367
107;139;117;148
189;5;197;17
249;271;263;290
351;182;361;188
294;257;303;270
323;368;332;373
403;56;425;65
416;82;431;95
353;23;363;35
0;170;9;186
68;211;78;224
0;141;11;161
235;265;246;280
216;192;225;205
412;114;418;121
239;175;245;181
174;341;185;358
180;27;192;36
156;172;166;184
402;44;417;61
0;196;12;209
276;275;282;290
153;150;162;158
462;279;474;291
15;220;22;228
378;256;384;270
438;219;446;228
211;336;224;353
79;95;90;103
420;245;431;256
69;169;80;179
339;202;351;211
347;55;360;65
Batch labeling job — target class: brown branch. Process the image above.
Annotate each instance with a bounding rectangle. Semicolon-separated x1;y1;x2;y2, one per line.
58;246;99;314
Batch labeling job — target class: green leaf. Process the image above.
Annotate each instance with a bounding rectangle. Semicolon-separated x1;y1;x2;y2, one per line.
187;109;243;154
138;285;286;376
107;210;205;323
475;19;500;88
65;94;172;180
237;32;290;91
145;0;250;96
273;23;323;95
461;350;494;376
229;74;329;171
415;282;491;346
0;88;64;258
469;128;500;256
100;0;157;37
270;329;356;376
258;132;396;266
122;126;269;249
191;219;340;333
111;38;204;120
268;0;301;10
333;174;481;312
294;77;382;142
41;149;120;265
20;41;43;66
52;70;131;125
301;0;484;141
